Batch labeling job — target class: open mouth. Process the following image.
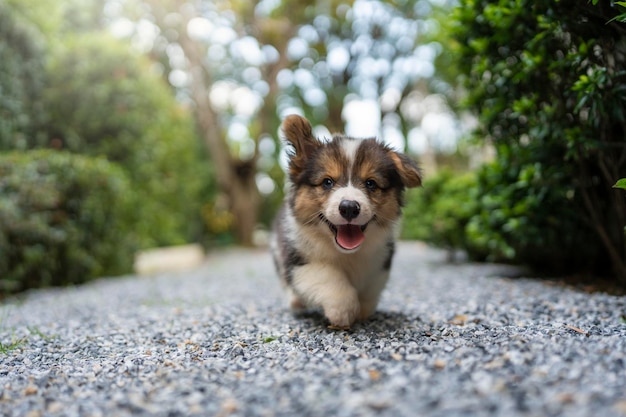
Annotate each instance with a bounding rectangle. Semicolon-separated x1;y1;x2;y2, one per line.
322;217;368;251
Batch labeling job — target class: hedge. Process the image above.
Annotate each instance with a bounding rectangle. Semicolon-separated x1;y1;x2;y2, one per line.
452;0;626;281
0;150;136;296
402;170;483;260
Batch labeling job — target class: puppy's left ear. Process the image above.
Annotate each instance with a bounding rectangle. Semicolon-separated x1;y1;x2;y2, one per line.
389;151;422;188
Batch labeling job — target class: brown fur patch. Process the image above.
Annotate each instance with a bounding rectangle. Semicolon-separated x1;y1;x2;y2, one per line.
291;143;347;225
293;185;326;226
388;151;422;187
351;141;404;227
353;140;396;188
371;189;402;227
306;140;350;186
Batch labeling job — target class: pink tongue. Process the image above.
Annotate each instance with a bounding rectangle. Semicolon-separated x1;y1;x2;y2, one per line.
336;225;365;250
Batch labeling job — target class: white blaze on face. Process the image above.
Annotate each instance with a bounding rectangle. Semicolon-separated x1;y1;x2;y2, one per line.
323;138;374;252
340;138;361;166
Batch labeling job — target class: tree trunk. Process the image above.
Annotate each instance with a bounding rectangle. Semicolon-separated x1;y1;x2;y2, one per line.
229;161;261;246
146;0;298;247
177;15;260;247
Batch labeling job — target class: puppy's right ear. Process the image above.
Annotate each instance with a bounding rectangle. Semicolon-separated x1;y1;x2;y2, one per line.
281;115;321;179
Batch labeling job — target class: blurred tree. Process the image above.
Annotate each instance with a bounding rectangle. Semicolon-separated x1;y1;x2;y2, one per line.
39;34;211;248
0;0;216;293
111;0;455;244
0;0;212;249
454;0;626;281
4;0;106;38
0;1;46;150
275;0;460;176
278;0;457;134
3;0;64;37
113;0;302;245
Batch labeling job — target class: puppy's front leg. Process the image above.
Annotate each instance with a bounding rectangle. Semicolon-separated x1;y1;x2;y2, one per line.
358;270;390;320
292;264;360;328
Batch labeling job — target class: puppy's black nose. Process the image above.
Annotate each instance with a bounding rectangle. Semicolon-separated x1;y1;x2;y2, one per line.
339;200;360;220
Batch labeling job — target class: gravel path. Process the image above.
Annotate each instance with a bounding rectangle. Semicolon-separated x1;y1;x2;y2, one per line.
1;241;625;417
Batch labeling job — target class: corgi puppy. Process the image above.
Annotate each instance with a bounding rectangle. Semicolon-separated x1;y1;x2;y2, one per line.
270;115;422;329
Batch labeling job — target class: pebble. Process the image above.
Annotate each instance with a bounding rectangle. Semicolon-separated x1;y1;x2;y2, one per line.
0;242;625;416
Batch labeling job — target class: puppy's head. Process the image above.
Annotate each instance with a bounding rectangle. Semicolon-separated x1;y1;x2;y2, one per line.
282;115;421;253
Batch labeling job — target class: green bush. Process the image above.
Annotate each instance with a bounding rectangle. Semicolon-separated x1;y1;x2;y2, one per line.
44;33;211;248
402;170;484;259
465;159;600;271
0;150;136;296
453;0;626;280
39;34;210;248
403;164;605;271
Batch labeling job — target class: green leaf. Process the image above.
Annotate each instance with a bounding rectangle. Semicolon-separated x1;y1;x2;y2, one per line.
607;13;626;24
613;179;626;190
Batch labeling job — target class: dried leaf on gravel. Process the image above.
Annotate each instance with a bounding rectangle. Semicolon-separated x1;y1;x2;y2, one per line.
564;324;590;337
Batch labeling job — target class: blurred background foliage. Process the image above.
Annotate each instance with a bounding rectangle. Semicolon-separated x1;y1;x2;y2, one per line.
0;150;135;293
452;0;626;281
42;34;211;249
1;0;625;296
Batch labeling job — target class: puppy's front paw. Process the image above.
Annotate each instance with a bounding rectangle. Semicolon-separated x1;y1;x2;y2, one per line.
324;302;360;329
358;299;380;321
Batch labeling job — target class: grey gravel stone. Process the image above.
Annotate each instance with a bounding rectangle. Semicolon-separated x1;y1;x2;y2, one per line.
1;241;625;417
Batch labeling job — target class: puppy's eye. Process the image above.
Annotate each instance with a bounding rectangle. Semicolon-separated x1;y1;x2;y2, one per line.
365;179;378;191
321;178;335;190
